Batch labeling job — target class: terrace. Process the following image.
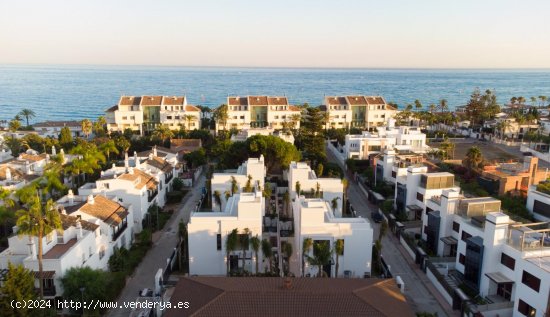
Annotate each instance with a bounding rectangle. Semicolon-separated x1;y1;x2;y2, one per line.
506;222;550;252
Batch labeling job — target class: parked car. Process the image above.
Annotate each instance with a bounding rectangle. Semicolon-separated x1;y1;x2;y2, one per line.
371;211;383;223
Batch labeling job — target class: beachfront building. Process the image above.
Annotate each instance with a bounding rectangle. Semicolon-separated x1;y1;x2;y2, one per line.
375;149;424;184
210;156;266;212
484;115;539;140
344;122;429;160
287;161;343;216
32;121;83;138
526;183;550;221
230;127;295;144
187;191;265;275
421;191;550;317
0;149;49;192
394;165;460;220
0;194;133;298
293;197;374;278
323;96;397;130
105;96;201;135
78;152;177;232
219;96;301;131
478;156;547;197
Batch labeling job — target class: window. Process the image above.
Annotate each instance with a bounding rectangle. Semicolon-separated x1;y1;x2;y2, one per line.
461;231;472;242
533;200;550;218
217;234;222;250
175;115;180;120
167;116;172;120
391;171;396;178
130;116;135;120
522;270;540;292
452;221;460;233
122;116;127;120
459;253;465;265
240;116;245;119
416;192;424;202
500;253;515;270
518;299;536;316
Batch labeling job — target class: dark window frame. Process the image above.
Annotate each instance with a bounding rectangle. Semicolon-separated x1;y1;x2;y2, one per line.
522;270;540;292
500;252;515;271
452;221;460;233
518;299;536;316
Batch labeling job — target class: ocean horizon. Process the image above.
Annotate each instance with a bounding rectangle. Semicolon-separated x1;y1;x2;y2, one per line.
1;64;549;123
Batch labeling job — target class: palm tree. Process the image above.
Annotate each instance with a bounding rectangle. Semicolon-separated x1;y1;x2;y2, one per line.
80;119;93;139
334;239;344;278
306;241;333;278
302;237;313;276
295;181;301;196
225;229;239;275
214;104;229;131
0;188;16;239
18;109;36;127
244;175;253;192
230;176;239;196
93;116;107;136
15;192;62;298
224;190;231;201
331;197;340;215
239;228;250;272
539;96;548;108
262;183;272;214
439;99;448;113
463;146;483;171
183;114;197;131
67;143;106;186
152;124;174;145
114;136;130;157
250;235;261;274
510;96;517;105
428;104;436;113
322;112;332;132
414;99;423;112
531;96;537;107
99;139;119;162
213;190;222;212
8;119;21;132
261;239;273;273
283;242;293;276
290;114;301;130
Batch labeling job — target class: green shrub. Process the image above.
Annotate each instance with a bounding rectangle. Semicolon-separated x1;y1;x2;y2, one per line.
167;191;183;203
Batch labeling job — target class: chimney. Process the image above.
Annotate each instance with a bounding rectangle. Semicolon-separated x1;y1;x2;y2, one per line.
153;146;157;157
87;194;94;205
28;240;37;260
60;148;64;155
68;190;74;205
112;163;116;170
60;207;66;215
5;168;11;181
134;151;140;168
52;146;56;156
124;152;129;168
148;152;153;160
76;219;83;239
128;167;134;175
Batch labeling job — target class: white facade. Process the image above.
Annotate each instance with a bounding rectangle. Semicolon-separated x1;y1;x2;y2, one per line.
32;121;83;138
526;185;550;221
293;197;373;278
211;156;266;212
344;123;429;160
287;161;343;217
220;96;301;131
324;95;397;130
423;190;550;317
230;128;295;144
375;149;424;184
188;192;264;275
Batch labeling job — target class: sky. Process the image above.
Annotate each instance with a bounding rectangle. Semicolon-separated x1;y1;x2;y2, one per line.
1;0;549;68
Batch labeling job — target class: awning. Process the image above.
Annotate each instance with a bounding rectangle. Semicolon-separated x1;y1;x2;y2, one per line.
440;236;458;245
485;272;514;284
406;205;424;212
33;271;56;279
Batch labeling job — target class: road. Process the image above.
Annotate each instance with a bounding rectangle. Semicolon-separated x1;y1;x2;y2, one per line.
107;174;205;317
327;145;454;317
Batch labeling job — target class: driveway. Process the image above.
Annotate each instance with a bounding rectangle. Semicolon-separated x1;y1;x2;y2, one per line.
107;174;206;317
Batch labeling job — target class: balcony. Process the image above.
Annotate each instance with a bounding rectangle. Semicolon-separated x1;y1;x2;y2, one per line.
148;189;158;202
37;286;57;297
112;221;128;242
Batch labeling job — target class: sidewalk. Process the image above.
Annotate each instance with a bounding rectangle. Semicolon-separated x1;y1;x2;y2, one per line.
107;174;206;317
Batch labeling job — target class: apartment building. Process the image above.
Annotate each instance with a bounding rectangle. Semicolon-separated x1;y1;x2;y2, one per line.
394;166;460;220
210;156;266;212
422;190;550;317
526;184;550;221
375;149;424;184
188;192;264;275
287;161;343;216
220;96;301;131
293;197;374;278
323;95;397;130
105;95;201;134
479;156;547;197
344;123;429;160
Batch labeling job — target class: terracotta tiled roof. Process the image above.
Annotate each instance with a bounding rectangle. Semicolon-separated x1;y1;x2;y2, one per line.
77;195;129;226
43;238;77;259
59;213;99;231
106;105;118;112
248;96;268;106
146;156;173;173
185;105;200;112
18;153;48;162
162;96;185;106
118;169;158;190
288;105;301;111
228;97;248;106
140;96;162;106
33;121;81;128
267;97;288;106
170;139;202;153
326;96;348;105
0;166;24;181
33;271;56;279
366;96;386;104
119;96;142;106
166;277;414;317
346;96;367;105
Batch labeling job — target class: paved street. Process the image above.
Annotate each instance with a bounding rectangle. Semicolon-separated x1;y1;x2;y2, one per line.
326;145;454;317
107;174;205;317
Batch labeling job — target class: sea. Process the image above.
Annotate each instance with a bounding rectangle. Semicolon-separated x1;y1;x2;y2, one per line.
0;65;549;123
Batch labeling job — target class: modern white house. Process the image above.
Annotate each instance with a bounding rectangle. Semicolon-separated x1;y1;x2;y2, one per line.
394;166;460;220
287;161;343;217
219;96;301;131
293;197;374;278
230;127;295;144
105;95;201;135
210;156;266;212
32;121;83;138
344;121;429;160
0;193;133;298
78;152;177;232
526;184;550;221
323;95;398;130
421;190;550;317
0;149;50;192
187;191;265;275
375;149;424;184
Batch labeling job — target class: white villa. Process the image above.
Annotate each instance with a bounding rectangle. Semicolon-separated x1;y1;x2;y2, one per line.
230;127;295;144
526;184;550;222
32;121;83;138
323;95;398;130
105;95;201;135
